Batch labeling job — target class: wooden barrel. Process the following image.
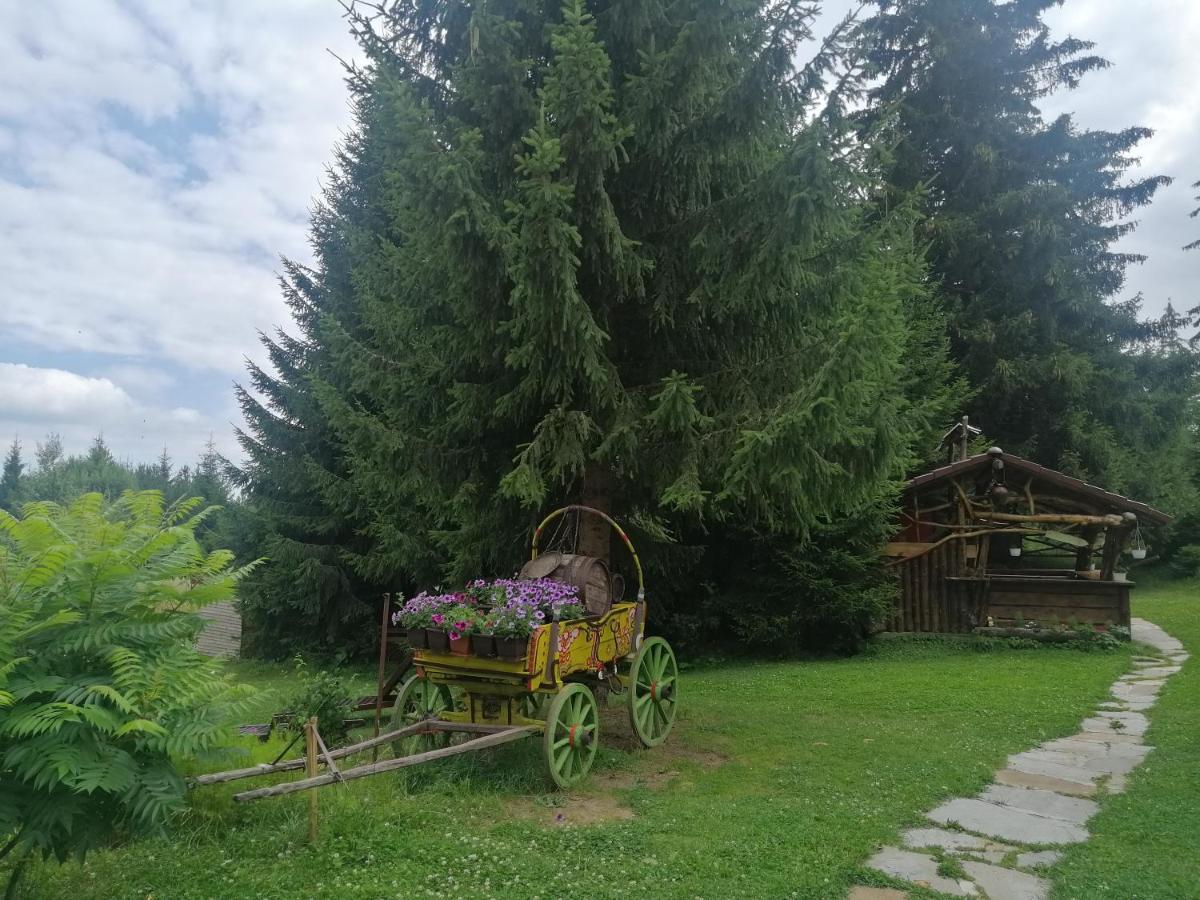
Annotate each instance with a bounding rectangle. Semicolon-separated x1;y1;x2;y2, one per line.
518;552;612;617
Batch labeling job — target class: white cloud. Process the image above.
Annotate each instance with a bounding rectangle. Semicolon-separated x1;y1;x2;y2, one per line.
0;363;137;420
0;0;356;376
0;362;233;462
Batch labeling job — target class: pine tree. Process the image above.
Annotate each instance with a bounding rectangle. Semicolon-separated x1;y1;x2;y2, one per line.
237;0;958;651
156;447;172;483
0;437;24;511
862;0;1182;496
86;434;114;467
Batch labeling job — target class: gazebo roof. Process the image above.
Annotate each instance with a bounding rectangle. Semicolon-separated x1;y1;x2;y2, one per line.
906;451;1172;525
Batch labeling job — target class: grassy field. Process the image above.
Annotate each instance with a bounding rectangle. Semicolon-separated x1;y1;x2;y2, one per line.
1050;577;1198;899
12;590;1192;899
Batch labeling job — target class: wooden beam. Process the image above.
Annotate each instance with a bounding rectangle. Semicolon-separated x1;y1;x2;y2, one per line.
232;727;538;802
191;722;432;786
976;511;1124;527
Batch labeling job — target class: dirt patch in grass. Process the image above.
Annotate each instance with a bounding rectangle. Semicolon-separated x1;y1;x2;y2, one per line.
505;792;636;827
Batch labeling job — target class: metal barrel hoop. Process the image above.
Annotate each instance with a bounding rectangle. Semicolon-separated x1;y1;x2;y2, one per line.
531;505;645;602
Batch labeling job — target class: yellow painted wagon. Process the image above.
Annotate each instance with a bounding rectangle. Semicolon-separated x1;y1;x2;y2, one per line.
197;506;677;802
393;505;679;787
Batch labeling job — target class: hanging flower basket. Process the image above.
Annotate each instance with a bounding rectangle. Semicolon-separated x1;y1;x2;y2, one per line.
1129;524;1148;560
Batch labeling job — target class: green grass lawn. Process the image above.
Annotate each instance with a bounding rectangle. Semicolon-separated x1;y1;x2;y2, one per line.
13;630;1142;899
1049;577;1198;899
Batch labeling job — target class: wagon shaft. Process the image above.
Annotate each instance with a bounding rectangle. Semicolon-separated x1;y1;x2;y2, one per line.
231;724;538;802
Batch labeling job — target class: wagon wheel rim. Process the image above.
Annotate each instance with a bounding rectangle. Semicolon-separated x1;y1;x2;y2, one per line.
392;674;452;756
543;683;599;788
628;637;677;747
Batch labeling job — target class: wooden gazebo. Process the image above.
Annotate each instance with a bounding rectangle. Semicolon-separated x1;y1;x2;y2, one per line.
885;437;1171;634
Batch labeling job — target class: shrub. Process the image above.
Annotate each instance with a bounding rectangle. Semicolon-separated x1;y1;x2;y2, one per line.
281;661;356;748
1168;544;1200;579
0;492;255;893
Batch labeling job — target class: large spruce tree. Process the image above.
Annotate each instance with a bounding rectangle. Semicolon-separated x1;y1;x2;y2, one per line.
236;0;957;652
862;0;1195;508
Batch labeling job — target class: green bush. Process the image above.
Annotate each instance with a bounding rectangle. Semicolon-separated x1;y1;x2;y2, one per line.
1168;544;1200;579
0;492;256;894
282;661;356;748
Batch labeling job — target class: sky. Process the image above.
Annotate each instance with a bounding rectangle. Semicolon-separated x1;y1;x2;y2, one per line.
1;0;1197;467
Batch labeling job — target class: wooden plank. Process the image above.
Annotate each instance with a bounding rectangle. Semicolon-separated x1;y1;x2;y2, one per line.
1117;586;1131;627
233;727;538;802
191;722;434;786
985;595;1121;612
885;541;934;559
986;604;1119;624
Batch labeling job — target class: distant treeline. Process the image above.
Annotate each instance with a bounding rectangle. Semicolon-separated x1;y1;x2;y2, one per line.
0;434;232;512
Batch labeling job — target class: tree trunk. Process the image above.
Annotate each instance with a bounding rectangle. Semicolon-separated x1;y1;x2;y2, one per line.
577;465;612;565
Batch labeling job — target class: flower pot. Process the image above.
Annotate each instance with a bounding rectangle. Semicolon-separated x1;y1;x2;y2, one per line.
406;627;427;649
1131;548;1147;560
1009;546;1022;558
426;628;450;653
495;635;528;661
1114;572;1128;583
470;634;496;658
449;635;471;656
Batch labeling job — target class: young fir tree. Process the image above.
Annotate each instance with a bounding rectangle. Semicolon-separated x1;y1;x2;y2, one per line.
862;0;1188;502
0;438;24;512
238;0;957;651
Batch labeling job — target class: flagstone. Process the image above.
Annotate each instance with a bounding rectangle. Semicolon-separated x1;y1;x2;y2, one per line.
865;848;977;897
979;784;1098;823
1081;715;1147;737
1042;738;1150;761
901;827;1013;856
993;768;1097;797
927;798;1089;845
1065;729;1143;745
1006;752;1101;785
1016;850;1062;869
961;860;1049;900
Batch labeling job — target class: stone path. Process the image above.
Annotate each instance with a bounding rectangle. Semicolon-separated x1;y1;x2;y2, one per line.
849;618;1186;900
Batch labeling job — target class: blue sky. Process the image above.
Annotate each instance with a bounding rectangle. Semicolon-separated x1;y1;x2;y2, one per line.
1;0;1197;467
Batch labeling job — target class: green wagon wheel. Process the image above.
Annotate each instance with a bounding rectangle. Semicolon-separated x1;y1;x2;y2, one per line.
542;683;599;788
392;674;453;756
628;637;678;747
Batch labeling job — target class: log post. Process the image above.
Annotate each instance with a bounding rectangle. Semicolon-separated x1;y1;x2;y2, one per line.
1075;526;1100;573
373;593;392;761
305;717;318;842
1100;514;1137;581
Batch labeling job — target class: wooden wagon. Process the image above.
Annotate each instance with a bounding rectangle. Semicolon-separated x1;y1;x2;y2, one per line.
392;505;678;787
199;506;678;800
